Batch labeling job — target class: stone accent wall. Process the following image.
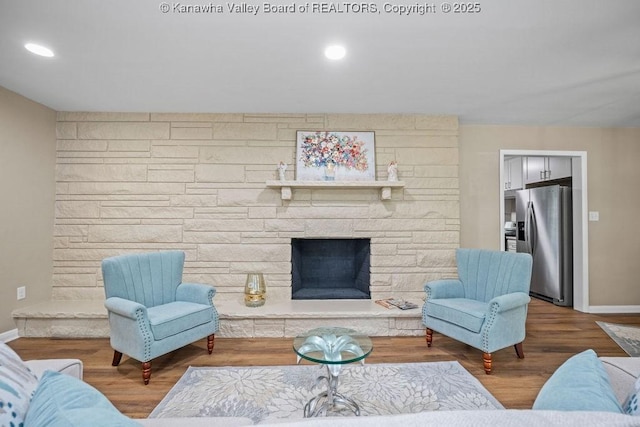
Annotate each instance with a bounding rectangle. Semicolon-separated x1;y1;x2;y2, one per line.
53;113;460;304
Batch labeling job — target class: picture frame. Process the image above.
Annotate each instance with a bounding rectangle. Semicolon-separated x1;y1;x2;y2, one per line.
295;131;376;181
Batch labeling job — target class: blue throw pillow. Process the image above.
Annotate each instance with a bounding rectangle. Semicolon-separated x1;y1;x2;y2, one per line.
24;370;141;427
533;349;623;413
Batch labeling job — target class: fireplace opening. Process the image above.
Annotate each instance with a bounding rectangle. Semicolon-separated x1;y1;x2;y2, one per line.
291;238;371;300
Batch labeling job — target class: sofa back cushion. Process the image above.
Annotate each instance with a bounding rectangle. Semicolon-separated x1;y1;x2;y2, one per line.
102;251;184;308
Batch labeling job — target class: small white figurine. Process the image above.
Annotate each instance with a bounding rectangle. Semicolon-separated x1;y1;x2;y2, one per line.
278;161;287;181
387;161;398;181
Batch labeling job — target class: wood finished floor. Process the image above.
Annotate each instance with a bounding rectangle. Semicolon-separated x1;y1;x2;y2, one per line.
8;298;640;419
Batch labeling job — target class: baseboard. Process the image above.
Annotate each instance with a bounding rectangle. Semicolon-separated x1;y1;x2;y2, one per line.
0;329;20;343
588;305;640;314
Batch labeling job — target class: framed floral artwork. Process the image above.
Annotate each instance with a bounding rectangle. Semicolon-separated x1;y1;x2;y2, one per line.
295;131;376;181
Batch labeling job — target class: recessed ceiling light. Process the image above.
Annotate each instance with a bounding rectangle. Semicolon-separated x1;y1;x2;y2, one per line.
25;43;54;58
324;45;346;60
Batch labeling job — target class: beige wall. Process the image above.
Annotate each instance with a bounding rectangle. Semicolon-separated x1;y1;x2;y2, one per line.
459;125;640;306
0;87;56;332
52;113;460;303
3;89;638;338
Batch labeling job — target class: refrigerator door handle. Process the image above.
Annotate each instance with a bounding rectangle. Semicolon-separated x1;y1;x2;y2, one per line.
528;202;537;254
524;201;530;254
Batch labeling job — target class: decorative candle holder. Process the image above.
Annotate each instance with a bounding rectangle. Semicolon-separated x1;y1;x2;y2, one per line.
244;273;266;307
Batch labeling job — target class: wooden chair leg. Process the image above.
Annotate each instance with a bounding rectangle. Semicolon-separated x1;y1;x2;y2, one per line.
207;334;215;354
111;351;123;366
426;328;433;347
483;353;492;374
142;361;152;385
514;342;525;359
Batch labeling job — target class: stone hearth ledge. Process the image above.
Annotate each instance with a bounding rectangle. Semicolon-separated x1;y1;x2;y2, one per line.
12;299;425;339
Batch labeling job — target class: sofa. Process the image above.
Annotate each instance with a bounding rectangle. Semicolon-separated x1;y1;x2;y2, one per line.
2;344;639;426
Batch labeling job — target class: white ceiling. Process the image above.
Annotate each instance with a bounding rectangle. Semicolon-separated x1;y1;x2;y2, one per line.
1;0;639;127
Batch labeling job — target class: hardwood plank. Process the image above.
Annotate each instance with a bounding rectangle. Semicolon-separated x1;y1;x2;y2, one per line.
8;299;640;419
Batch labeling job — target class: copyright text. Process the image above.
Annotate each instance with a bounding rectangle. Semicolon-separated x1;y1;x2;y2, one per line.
158;2;483;15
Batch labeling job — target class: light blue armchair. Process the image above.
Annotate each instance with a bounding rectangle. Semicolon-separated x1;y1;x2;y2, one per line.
102;251;219;384
422;248;533;374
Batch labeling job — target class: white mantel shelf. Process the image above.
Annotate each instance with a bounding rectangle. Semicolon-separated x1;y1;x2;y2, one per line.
266;180;405;200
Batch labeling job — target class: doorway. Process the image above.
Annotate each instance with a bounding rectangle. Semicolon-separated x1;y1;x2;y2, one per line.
499;150;589;312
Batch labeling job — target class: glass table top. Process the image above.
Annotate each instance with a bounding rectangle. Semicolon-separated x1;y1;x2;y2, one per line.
293;327;373;365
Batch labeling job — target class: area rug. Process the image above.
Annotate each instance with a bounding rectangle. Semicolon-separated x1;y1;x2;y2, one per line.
149;361;503;424
597;321;640;356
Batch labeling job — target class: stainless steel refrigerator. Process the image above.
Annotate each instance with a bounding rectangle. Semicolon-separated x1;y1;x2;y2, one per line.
515;185;572;307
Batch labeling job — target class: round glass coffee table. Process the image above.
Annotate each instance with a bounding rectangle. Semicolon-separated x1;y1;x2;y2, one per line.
293;327;373;417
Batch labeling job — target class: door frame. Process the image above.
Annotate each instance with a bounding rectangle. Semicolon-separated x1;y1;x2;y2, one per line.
499;150;589;312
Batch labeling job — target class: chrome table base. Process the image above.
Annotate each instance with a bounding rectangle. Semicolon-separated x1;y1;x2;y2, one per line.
303;365;361;417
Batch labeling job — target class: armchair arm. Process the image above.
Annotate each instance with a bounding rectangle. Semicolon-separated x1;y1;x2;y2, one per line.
424;279;464;300
488;292;531;313
104;297;154;361
25;359;84;380
176;282;216;305
104;297;147;319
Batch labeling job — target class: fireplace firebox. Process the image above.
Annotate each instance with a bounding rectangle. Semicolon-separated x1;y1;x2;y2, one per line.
291;238;371;300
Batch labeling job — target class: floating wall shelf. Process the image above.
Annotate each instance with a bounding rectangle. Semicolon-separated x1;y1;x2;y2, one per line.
265;180;405;200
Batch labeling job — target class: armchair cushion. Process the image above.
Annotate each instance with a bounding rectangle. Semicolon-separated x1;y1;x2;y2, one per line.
147;302;214;340
426;298;488;333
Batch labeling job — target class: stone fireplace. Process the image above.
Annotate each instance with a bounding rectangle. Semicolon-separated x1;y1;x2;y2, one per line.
9;113;462;338
291;238;371;300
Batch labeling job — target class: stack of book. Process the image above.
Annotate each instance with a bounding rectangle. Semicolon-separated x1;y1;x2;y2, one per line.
375;298;419;310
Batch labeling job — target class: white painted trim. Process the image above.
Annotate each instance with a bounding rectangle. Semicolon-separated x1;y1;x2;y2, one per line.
589;306;640;314
501;149;583;157
573;154;590;313
0;329;20;343
499;149;589;312
499;154;506;251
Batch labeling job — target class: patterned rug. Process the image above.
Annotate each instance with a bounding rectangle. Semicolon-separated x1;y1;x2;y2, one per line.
597;321;640;356
149;361;503;424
